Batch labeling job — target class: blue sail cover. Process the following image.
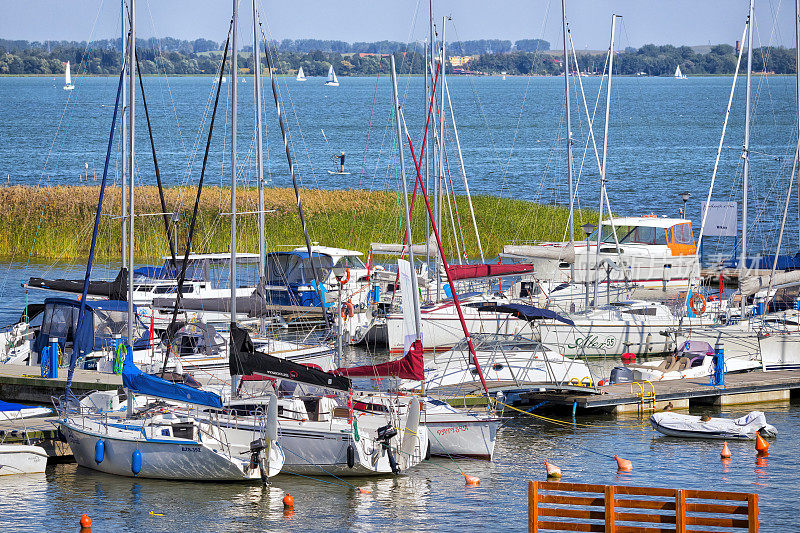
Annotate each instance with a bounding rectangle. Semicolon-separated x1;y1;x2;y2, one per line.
121;347;222;409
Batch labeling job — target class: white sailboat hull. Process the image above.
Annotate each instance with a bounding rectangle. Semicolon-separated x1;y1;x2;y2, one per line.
60;419;278;481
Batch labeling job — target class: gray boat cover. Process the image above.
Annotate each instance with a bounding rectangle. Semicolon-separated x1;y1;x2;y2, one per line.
650;410;777;440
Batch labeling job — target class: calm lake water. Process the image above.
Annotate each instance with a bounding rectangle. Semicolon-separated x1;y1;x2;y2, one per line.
0;402;796;532
0;74;798;531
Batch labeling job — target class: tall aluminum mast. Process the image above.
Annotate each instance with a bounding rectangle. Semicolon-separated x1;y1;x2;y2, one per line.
740;0;754;318
230;0;239;397
562;0;575;278
120;0;128;272
126;0;135;344
253;0;266;289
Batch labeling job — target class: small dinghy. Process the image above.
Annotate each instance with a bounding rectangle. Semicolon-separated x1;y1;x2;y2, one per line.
650;411;777;440
0;444;48;475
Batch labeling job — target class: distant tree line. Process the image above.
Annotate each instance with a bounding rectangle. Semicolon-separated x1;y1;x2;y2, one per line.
0;37;795;76
466;43;797;76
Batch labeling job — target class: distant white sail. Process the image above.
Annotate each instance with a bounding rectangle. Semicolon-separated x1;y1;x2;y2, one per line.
674;65;686;79
325;65;339;86
296;66;306;81
63;61;74;90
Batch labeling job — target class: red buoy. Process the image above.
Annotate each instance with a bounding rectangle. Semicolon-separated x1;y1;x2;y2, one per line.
283;494;295;508
721;441;731;459
80;515;92;528
615;455;633;472
755;433;769;455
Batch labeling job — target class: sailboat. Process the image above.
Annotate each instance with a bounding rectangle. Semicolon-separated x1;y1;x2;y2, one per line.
296;66;306;81
63;61;75;90
324;65;339;86
674;65;687;79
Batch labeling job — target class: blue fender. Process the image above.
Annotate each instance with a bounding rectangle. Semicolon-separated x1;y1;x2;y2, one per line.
94;439;104;464
131;449;142;475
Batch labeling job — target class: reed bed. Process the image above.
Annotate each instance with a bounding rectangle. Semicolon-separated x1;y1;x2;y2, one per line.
0;185;596;263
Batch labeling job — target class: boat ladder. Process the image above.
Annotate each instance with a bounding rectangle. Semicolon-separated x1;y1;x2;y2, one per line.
630;381;656;413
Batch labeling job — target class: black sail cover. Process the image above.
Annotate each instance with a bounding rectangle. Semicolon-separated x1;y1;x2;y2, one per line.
229;324;350;391
27;268;128;301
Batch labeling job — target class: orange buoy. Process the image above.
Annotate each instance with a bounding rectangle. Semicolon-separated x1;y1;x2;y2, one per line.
463;474;481;486
615;455;633;472
283;494;295;508
543;460;562;478
721;441;731;459
358;487;372;495
80;515;92;528
755;433;769;455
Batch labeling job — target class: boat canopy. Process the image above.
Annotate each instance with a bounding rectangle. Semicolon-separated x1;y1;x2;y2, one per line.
121;347;223;409
477;303;575;326
264;251;334;286
335;339;424;381
33;297;149;356
447;263;535;280
230;325;350;391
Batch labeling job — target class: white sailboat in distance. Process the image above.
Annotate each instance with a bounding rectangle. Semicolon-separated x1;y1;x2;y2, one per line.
674;65;687;79
63;61;75;90
324;65;339;86
296;66;307;81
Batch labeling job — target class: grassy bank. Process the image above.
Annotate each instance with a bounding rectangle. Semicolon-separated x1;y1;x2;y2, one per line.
0;186;596;263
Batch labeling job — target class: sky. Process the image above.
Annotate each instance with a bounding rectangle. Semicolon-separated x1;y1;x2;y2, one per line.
0;0;796;51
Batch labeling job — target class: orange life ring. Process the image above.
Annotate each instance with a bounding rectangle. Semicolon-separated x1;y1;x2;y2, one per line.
689;293;706;316
338;268;351;286
341;301;355;320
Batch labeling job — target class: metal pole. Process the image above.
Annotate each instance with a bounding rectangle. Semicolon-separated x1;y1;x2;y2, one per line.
740;0;754;319
439;18;446;263
127;0;135;345
120;0;127;272
562;0;575;280
230;0;239;398
594;14;619;308
253;0;266;300
391;55;423;362
444;77;484;262
424;39;430;299
796;0;800;250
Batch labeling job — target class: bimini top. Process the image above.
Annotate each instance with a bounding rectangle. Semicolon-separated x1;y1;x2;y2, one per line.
293;246;363;258
601;216;689;229
477;303;575;326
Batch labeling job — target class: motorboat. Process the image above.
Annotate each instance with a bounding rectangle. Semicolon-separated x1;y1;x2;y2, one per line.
0;444;48;475
505;216;701;290
650;411;777;440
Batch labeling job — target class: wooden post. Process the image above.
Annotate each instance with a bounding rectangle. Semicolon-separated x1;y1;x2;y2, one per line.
604;484;616;533
529;481;539;533
748;493;759;533
675;489;686;533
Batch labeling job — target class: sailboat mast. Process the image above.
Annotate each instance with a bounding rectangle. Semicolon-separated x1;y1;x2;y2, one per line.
439;18;446;255
424;39;431;297
740;0;754;317
231;0;239;325
594;14;619;307
391;56;423;342
253;0;265;288
796;0;800;246
120;0;127;272
562;0;575;259
126;0;135;344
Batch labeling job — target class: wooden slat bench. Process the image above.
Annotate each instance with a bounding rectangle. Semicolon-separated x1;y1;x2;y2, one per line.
528;481;758;533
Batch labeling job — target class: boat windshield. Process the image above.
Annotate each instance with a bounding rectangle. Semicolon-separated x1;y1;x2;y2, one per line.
265;254;334;286
591;225;668;245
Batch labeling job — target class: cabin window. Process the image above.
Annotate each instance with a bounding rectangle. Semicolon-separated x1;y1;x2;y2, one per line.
674;223;694;245
41;304;80;340
338;255;366;269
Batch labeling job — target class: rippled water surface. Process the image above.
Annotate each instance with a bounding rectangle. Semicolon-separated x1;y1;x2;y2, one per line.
0;402;795;532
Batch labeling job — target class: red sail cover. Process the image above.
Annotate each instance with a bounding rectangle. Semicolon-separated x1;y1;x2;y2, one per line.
335;339;424;381
447;263;535;280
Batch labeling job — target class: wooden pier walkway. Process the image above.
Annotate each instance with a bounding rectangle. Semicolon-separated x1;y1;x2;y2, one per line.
522;370;800;413
0;364;120;404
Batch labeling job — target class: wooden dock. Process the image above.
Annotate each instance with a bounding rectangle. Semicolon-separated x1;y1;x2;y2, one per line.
522;370;800;414
0;365;120;404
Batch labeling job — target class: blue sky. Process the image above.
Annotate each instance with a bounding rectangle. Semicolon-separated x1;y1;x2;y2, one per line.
1;1;796;50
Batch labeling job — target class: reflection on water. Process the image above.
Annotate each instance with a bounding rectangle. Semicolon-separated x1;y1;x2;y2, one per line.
0;401;794;531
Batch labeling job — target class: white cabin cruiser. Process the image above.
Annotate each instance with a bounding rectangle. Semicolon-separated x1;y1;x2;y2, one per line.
505;216;700;290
